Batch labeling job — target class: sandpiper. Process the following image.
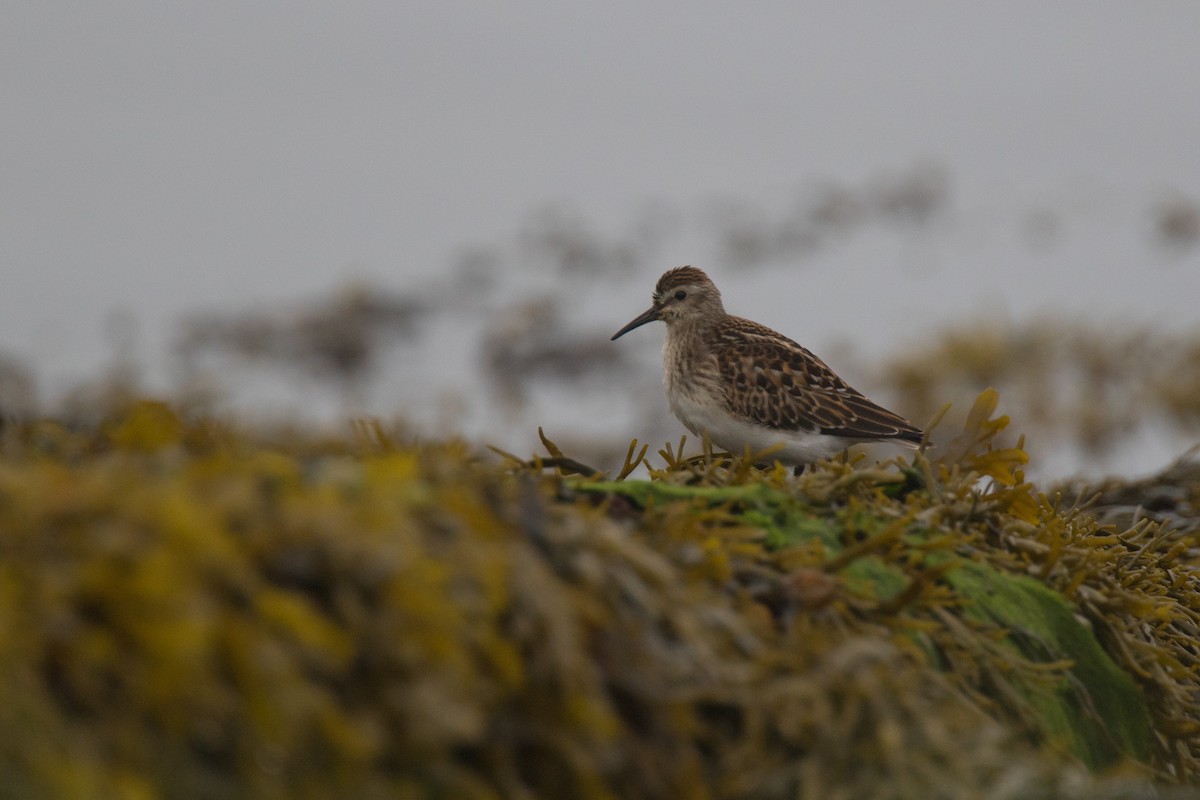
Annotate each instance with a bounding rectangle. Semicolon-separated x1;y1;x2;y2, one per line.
611;266;924;465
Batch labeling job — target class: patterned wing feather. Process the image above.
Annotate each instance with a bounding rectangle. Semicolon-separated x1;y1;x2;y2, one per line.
712;317;923;443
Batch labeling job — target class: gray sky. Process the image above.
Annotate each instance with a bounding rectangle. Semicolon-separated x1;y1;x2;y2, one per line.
4;3;1200;414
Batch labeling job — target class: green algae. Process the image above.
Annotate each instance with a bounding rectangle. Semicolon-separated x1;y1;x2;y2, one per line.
574;476;1153;771
947;562;1151;766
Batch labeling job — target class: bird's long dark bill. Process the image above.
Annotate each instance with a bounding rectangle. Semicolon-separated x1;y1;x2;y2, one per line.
611;306;661;340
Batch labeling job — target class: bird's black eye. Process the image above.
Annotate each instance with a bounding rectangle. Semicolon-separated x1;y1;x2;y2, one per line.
674;290;687;301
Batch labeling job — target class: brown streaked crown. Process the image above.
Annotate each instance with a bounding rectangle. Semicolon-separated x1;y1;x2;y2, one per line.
654;266;718;301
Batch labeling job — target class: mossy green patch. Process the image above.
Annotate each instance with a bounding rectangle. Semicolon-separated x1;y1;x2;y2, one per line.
946;563;1152;767
574;472;1154;771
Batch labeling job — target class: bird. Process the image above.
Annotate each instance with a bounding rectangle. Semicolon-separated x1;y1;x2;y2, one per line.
611;266;924;466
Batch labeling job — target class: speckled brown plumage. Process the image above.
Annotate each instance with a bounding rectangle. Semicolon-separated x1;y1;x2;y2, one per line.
709;316;923;442
612;266;924;464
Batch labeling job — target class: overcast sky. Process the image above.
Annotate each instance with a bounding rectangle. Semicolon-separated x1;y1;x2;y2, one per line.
4;3;1200;405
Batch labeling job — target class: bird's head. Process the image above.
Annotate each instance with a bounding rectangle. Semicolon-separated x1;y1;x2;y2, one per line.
611;266;724;340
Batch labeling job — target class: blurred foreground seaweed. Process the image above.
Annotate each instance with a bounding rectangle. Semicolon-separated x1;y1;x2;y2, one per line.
1;395;1200;798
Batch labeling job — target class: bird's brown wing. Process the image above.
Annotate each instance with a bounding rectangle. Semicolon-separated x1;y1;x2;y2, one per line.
712;317;923;443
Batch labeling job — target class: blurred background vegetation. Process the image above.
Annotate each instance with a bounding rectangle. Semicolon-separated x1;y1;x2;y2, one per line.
4;163;1198;481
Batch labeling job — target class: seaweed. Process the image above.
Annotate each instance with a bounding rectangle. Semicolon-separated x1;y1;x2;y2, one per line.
0;395;1198;798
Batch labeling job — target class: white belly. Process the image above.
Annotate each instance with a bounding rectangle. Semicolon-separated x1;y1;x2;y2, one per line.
667;387;848;464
